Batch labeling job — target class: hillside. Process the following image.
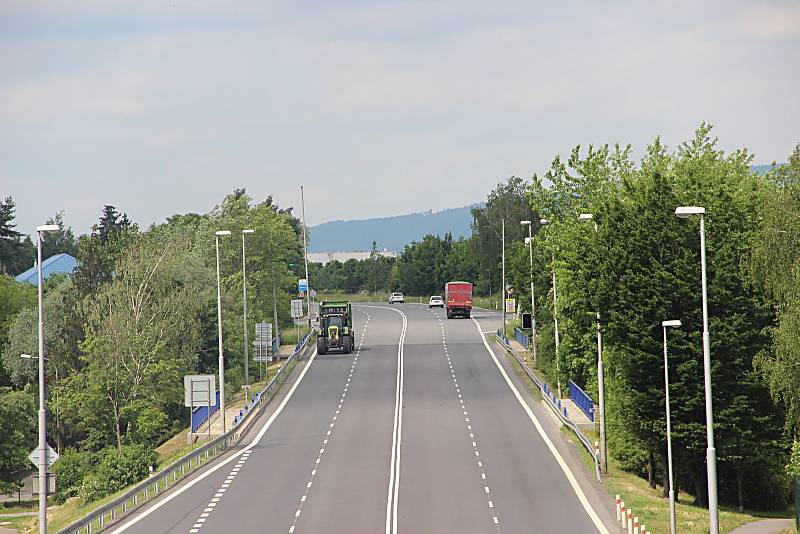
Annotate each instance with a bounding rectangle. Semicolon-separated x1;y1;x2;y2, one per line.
309;205;478;253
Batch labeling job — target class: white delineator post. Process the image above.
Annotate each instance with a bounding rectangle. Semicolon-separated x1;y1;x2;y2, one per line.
627;509;633;534
215;230;231;433
615;494;621;521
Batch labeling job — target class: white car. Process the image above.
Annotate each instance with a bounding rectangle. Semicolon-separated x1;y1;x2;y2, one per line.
428;295;444;308
389;292;405;304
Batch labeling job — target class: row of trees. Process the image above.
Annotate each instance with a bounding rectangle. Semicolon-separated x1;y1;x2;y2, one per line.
0;190;307;500
514;125;793;510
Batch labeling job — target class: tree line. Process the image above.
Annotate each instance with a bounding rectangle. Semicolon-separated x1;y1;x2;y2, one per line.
0;190;306;502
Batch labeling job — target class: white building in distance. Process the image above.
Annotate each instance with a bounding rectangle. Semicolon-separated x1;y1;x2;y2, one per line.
308;251;397;265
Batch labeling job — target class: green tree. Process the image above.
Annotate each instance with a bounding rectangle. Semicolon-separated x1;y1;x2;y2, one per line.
41;211;77;258
0;197;35;276
78;233;207;450
0;388;35;494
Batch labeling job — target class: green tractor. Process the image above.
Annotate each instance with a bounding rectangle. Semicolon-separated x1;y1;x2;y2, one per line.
316;301;355;355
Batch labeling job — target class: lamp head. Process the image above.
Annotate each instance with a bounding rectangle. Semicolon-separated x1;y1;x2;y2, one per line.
37;224;60;233
578;213;593;221
662;319;682;328
539;218;550;225
520;220;531;226
242;229;255;234
215;230;232;237
675;206;705;218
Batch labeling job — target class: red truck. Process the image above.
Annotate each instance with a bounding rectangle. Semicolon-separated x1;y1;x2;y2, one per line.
445;281;473;319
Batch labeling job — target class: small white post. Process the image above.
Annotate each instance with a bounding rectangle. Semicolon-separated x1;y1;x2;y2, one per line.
627;509;633;534
633;516;639;534
615;494;621;521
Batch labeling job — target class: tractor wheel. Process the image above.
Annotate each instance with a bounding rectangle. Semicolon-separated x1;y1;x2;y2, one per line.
317;338;327;355
343;335;353;354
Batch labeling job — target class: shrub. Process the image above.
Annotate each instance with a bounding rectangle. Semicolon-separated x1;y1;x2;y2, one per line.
78;444;156;504
52;449;95;503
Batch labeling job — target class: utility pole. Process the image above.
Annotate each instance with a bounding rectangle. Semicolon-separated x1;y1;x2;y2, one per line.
215;230;231;433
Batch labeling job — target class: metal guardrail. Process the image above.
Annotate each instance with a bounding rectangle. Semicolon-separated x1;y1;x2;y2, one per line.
495;330;601;482
568;379;595;423
59;332;315;534
513;326;530;350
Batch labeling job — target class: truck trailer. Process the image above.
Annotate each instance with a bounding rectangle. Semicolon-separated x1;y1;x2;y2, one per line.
445;281;473;319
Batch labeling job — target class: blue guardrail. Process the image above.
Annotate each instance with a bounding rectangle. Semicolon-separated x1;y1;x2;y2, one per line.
191;389;221;433
513;326;530;350
568;379;594;422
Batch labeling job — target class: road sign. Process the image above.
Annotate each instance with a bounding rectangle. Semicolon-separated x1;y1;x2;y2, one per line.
32;473;56;496
29;445;59;470
298;278;308;292
505;298;516;314
184;375;216;407
291;299;304;319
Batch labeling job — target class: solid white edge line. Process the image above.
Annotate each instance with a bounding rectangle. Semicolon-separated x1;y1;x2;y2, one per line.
109;349;320;534
471;318;610;534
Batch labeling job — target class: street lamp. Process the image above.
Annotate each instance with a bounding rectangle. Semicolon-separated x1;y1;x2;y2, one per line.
215;230;231;433
35;223;59;534
676;205;718;534
241;229;255;389
661;319;681;534
578;212;607;473
539;219;561;397
520;221;539;363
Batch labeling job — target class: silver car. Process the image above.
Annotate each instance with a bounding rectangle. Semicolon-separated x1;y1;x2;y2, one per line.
389;292;405;304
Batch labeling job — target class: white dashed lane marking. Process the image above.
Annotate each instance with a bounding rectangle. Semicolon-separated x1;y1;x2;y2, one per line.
287;311;370;534
431;310;502;533
187;450;253;532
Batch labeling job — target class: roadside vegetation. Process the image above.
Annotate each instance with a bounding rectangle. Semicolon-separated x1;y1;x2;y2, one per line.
0;190;310;520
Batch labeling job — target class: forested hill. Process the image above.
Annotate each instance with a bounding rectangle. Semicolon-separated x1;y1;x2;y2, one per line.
309;204;478;252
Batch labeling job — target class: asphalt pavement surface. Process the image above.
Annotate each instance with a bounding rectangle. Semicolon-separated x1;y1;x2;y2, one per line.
110;304;616;534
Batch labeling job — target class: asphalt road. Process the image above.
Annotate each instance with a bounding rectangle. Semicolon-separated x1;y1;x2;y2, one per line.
110;304;616;534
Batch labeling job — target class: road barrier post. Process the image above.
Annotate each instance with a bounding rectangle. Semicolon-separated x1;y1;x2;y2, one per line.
627;509;633;534
615;495;621;521
620;501;625;527
633;516;639;534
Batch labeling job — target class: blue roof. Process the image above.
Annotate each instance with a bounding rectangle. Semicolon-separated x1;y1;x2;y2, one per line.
15;253;78;285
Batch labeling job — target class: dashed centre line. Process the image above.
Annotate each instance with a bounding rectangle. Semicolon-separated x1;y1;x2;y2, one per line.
431;309;502;533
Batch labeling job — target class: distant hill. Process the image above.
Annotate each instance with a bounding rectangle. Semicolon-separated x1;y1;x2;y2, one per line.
309;205;478;253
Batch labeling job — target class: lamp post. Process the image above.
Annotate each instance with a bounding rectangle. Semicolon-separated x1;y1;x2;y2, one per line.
676;205;718;534
21;354;59;453
578;213;606;473
35;223;59;534
241;229;255;388
662;319;681;534
520;220;539;363
501;219;506;336
300;186;311;329
215;230;231;433
539;219;561;397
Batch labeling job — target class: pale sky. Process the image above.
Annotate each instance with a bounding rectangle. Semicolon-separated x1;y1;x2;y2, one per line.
2;0;799;237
